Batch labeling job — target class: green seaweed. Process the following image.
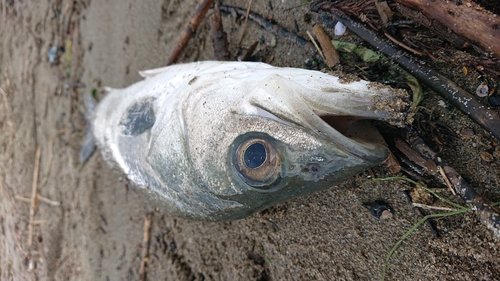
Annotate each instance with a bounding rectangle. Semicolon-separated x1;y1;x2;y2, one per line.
331;40;382;63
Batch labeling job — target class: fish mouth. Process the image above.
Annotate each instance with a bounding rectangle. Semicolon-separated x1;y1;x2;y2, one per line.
319;115;386;149
249;73;413;161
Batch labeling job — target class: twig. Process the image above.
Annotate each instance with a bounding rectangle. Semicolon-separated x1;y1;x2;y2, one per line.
16;194;61;207
402;190;439;238
28;146;41;247
166;0;214;65
383;32;423;56
237;0;254;47
38;195;61;207
312;24;340;68
393;0;500;58
312;2;500;141
219;4;316;54
437;166;456;196
412;203;457;212
238;40;259;61
394;139;427;170
306;31;325;62
139;213;153;281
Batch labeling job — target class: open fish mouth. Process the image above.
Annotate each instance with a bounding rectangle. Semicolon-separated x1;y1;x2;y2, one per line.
320;115;386;148
244;71;414;165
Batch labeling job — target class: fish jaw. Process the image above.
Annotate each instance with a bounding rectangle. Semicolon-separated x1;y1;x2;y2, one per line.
92;61;412;221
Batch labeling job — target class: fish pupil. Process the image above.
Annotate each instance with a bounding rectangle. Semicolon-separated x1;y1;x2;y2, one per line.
244;143;267;169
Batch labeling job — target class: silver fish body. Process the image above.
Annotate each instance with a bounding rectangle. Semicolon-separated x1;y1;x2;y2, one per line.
92;61;411;221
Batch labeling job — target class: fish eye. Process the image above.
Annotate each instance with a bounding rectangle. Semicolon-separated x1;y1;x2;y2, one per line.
244;143;266;168
235;138;280;187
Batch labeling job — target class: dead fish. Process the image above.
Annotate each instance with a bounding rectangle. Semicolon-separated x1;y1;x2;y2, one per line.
82;61;412;221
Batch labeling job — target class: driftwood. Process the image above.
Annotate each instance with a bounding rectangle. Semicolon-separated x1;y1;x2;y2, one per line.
312;25;340;68
312;3;500;141
393;0;500;58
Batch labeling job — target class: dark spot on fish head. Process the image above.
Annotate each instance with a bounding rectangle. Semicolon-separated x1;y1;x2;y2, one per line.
119;98;156;136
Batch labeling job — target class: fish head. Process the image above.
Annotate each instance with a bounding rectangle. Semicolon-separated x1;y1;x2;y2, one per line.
144;63;412;221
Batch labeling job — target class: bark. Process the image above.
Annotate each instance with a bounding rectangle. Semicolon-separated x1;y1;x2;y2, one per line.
393;0;500;58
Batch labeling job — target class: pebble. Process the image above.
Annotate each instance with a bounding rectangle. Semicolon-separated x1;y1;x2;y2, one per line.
480;151;494;162
380;210;393;220
476;84;489;97
334;21;346;36
366;201;393;220
460;128;474;140
268;36;277;47
47;46;58;63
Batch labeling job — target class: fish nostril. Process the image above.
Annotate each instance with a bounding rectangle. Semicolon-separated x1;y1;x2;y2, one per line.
244;143;267;168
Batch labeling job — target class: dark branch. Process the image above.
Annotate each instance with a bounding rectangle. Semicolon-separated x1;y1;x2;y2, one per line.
219;4;316;54
312;2;500;141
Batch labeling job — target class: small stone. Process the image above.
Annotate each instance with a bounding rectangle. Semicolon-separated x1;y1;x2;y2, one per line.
365;200;392;219
48;46;58;63
480;151;494;162
380;210;393;220
268;36;276;47
334;21;346;36
476;84;489;97
460;128;474;140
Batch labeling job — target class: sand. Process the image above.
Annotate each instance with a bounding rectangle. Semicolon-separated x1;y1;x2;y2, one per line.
1;0;499;280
